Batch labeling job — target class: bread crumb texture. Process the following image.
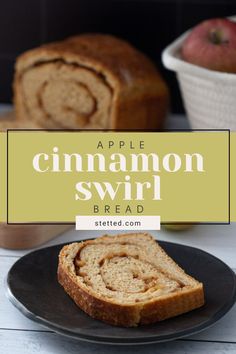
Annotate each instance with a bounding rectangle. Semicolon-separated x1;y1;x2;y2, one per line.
58;233;204;327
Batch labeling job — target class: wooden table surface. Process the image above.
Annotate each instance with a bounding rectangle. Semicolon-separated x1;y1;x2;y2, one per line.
1;109;235;353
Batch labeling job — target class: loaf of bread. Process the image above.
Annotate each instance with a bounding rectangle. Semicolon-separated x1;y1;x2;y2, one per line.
14;34;169;130
58;233;204;327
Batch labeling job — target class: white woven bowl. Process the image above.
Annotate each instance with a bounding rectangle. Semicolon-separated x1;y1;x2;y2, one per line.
162;19;236;130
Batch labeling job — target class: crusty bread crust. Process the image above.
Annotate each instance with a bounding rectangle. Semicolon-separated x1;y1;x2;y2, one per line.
14;34;169;130
58;233;204;327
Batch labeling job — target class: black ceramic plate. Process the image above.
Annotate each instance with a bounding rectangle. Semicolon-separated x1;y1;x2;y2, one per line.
6;240;236;345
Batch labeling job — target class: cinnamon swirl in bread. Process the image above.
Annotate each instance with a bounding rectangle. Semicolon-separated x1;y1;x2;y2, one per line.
58;233;204;327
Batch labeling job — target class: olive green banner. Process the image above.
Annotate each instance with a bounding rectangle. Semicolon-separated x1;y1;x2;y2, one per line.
0;133;6;223
0;131;234;223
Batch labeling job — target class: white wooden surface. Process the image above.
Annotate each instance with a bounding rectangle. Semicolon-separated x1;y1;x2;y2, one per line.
1;110;235;353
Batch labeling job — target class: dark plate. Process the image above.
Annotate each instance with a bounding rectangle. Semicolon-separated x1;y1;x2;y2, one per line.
5;240;236;345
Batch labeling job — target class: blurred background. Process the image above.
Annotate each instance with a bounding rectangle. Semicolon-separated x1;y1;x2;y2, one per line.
0;0;235;113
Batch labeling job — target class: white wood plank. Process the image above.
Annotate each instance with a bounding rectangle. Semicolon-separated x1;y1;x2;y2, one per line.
164;113;189;129
0;330;236;354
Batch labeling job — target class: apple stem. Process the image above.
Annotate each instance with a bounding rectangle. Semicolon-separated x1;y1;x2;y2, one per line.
209;29;229;45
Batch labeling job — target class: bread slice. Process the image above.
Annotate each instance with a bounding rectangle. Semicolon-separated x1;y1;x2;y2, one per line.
58;233;204;327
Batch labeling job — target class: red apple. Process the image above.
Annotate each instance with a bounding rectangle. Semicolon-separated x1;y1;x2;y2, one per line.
182;18;236;73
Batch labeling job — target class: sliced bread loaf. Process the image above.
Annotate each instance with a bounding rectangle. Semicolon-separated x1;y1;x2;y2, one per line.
58;233;204;327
